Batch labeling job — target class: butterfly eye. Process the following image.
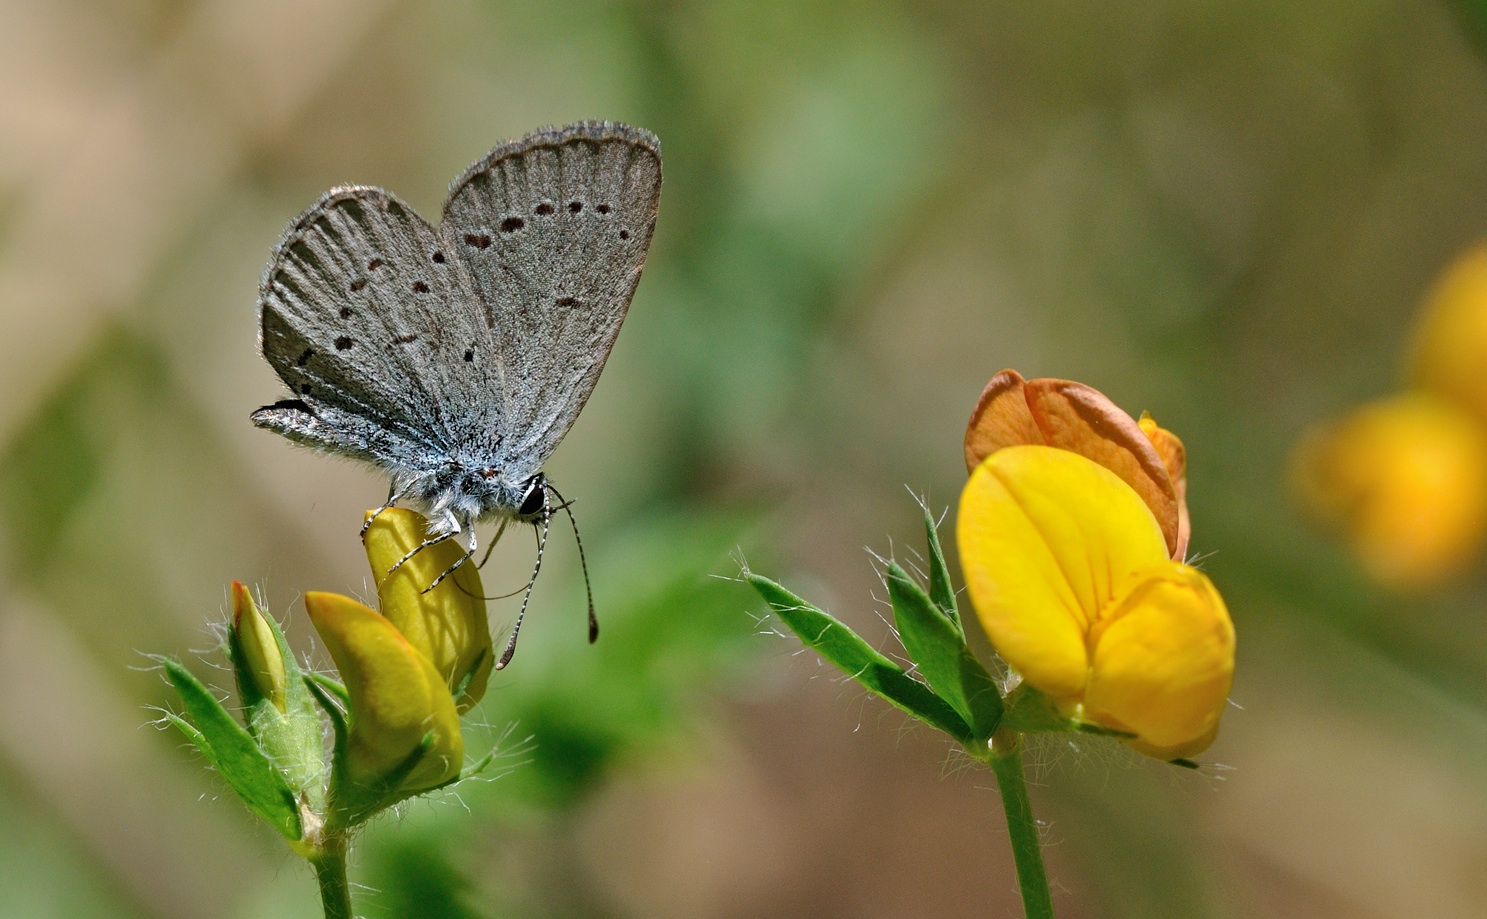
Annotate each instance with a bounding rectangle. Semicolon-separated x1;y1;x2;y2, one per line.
518;480;546;517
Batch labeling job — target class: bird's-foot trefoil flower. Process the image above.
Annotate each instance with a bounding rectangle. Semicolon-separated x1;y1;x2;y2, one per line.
745;367;1233;919
1292;392;1487;587
160;508;497;918
1295;241;1487;587
958;444;1235;760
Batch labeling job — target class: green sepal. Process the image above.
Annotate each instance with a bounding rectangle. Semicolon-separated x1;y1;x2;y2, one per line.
306;671;351;709
1000;684;1077;734
746;572;972;742
884;562;1002;739
920;505;961;630
329;732;440;830
226;604;325;800
1002;684;1140;740
461;748;499;780
158;657;302;841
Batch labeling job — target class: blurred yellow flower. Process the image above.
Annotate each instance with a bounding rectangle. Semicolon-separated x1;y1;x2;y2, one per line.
1293;392;1487;587
1408;242;1487;426
958;445;1235;760
362;509;493;712
965;368;1190;559
306;591;464;795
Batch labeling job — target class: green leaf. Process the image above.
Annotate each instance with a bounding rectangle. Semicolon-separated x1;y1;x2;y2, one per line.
921;505;960;629
746;572;972;742
159;657;301;841
884;563;1002;738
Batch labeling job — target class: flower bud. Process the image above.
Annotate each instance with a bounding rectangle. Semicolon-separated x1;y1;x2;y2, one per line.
231;581;287;712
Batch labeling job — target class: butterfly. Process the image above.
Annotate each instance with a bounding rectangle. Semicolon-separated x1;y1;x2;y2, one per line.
252;121;661;665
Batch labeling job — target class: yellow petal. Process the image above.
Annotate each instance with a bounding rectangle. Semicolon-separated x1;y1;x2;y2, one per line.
1292;393;1487;587
231;581;286;712
305;592;463;793
1083;563;1235;759
363;509;493;712
958;446;1170;703
1408;242;1487;426
1139;413;1190;559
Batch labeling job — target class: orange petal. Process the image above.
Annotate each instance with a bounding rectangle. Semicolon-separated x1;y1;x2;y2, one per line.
1139;414;1190;559
1025;379;1181;558
964;369;1043;470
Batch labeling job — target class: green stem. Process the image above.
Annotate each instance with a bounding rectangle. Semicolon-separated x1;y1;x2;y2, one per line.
984;728;1055;919
309;831;353;919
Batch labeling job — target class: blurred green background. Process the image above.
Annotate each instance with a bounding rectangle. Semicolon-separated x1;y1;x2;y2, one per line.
4;0;1487;916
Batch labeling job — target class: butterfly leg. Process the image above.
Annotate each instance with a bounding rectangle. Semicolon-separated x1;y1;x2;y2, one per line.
387;510;462;573
422;524;477;594
361;480;412;536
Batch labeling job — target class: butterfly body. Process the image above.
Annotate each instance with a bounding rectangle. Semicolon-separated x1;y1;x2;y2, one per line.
252;122;662;543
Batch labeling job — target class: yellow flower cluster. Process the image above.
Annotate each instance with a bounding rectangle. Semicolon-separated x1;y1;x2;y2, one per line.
958;370;1235;759
1294;243;1487;587
236;509;493;798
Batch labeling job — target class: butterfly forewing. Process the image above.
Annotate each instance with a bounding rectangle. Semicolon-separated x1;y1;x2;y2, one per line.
440;121;662;480
257;187;503;462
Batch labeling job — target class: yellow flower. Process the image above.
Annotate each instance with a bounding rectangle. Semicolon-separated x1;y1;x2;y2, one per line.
361;509;493;712
1292;392;1487;587
1408;242;1487;426
965;369;1189;559
958;445;1234;759
297;509;495;800
306;591;464;795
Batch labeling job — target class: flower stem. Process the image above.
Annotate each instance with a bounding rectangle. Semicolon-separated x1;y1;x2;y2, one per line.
984;728;1055;919
309;831;353;919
